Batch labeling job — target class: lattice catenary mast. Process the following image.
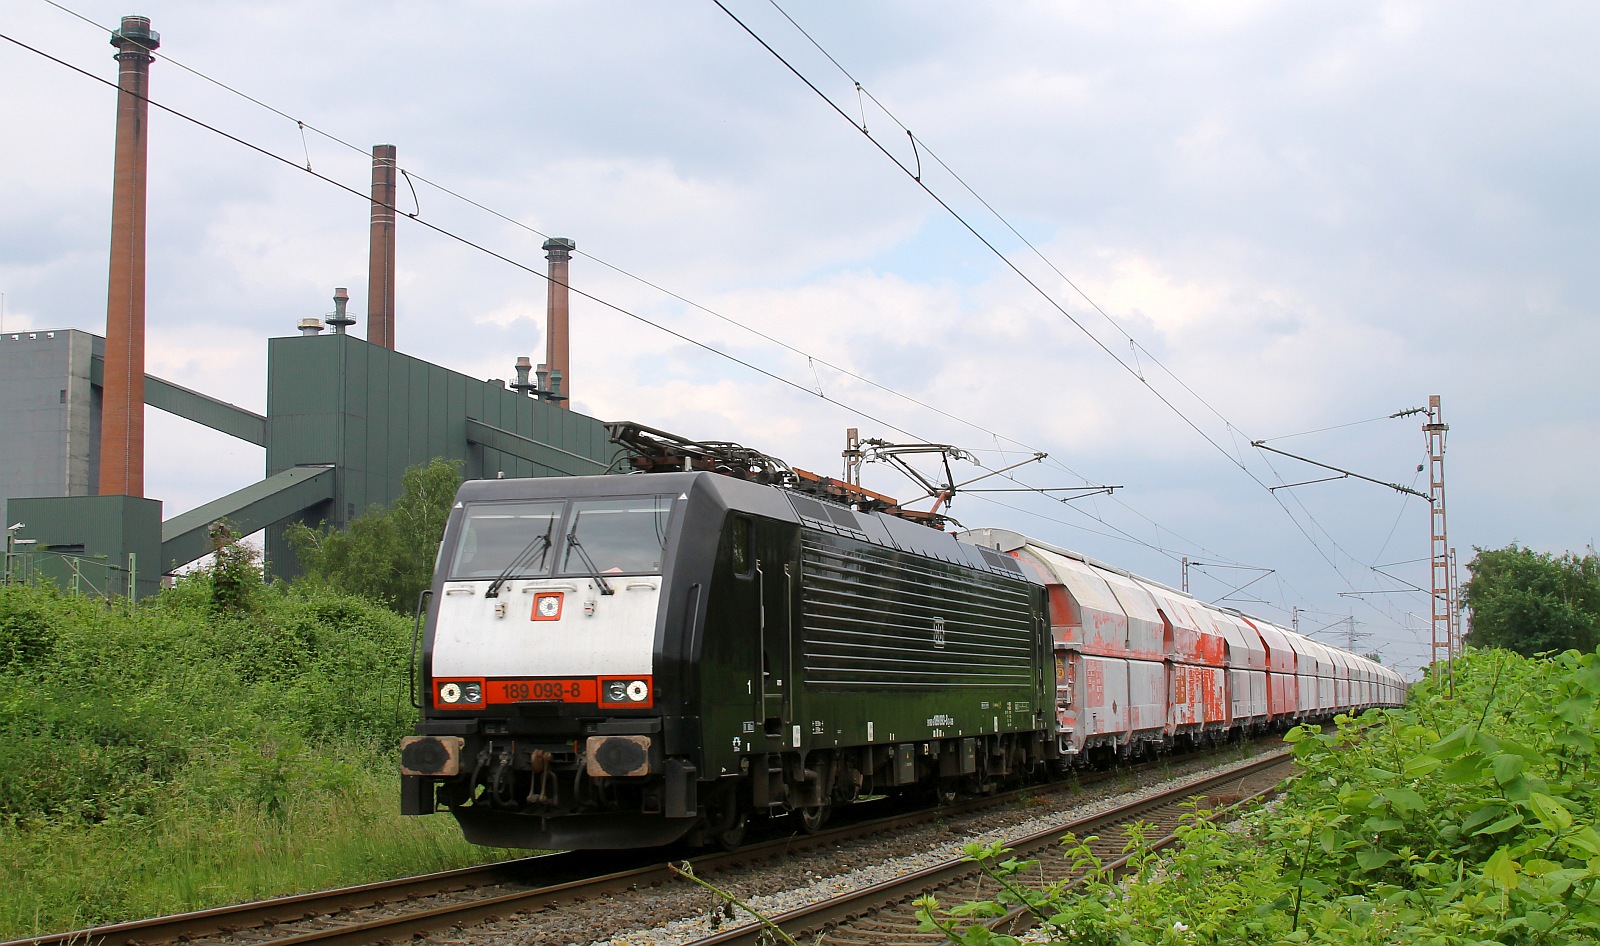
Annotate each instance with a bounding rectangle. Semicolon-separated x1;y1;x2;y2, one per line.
1424;395;1454;692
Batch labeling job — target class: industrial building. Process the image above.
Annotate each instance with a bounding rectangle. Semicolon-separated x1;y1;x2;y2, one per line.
1;14;607;598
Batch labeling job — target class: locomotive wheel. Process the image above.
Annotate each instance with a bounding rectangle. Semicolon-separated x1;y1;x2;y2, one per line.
702;786;747;850
714;808;748;850
796;802;832;834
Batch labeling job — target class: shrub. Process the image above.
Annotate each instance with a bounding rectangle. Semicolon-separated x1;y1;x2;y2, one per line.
924;648;1600;945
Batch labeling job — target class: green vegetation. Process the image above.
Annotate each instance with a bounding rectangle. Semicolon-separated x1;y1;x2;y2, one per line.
1463;543;1600;656
286;457;462;612
921;647;1600;944
0;562;508;939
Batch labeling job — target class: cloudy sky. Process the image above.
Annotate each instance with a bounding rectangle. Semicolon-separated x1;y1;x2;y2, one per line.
4;1;1596;676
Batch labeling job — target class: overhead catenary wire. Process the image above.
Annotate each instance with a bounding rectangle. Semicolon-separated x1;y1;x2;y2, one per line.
762;0;1272;461
17;0;1274;575
751;9;1443;654
711;0;1438;628
0;30;932;445
4;17;1250;583
15;5;1431;654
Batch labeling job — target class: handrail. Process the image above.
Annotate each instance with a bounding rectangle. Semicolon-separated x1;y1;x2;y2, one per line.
410;588;433;709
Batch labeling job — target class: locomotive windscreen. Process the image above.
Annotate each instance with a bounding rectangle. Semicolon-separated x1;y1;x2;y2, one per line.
559;496;673;575
446;495;675;580
448;501;563;579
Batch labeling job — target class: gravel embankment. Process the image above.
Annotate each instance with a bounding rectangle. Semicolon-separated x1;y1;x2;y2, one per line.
416;746;1286;946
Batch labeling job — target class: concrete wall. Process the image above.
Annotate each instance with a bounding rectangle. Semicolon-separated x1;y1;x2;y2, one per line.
0;329;102;521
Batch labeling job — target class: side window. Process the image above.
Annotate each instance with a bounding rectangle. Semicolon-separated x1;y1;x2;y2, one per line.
731;516;752;576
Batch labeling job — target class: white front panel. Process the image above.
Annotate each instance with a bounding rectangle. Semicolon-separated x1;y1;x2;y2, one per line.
432;577;661;677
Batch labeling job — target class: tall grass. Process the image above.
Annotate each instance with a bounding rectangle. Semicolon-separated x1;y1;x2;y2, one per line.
0;580;513;939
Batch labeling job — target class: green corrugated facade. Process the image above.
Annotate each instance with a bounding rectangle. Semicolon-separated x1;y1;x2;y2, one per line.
263;333;614;577
4;331;616;592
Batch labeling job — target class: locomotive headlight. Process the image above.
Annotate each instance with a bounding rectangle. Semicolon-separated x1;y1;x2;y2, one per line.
532;592;563;620
438;681;482;705
600;678;650;705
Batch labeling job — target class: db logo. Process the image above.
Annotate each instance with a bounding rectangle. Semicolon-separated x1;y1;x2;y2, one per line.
933;616;947;649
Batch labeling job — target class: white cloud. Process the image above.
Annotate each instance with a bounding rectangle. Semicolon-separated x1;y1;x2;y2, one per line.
5;0;1599;676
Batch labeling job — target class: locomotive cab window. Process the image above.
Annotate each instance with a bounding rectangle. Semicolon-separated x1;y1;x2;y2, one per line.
558;496;674;576
730;516;752;576
448;501;564;579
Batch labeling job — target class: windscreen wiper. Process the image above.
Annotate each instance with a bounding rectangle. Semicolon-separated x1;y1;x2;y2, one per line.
564;532;615;596
485;530;552;599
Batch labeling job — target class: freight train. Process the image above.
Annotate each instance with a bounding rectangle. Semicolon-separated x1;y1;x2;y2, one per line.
400;426;1406;850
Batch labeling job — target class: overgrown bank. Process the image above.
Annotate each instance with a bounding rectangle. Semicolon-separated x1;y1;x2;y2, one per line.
0;578;509;940
923;648;1600;944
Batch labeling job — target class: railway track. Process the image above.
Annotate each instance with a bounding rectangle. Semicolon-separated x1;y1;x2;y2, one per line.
3;743;1287;946
680;751;1293;946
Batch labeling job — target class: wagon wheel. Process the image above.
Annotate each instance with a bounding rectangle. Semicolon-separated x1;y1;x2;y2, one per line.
796;802;832;834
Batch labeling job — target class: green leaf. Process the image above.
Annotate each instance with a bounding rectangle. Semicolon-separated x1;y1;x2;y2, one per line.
1356;847;1397;871
1473;812;1525;836
1339;789;1375;814
1441;754;1487;784
1492;752;1526;785
1537;867;1588;895
1555;729;1597;753
1555;697;1591;724
1528;792;1574;832
1430;723;1477;758
1563;827;1600;857
1402;755;1442;776
1380;788;1428;815
1483;848;1519;890
1462;804;1507;833
1362;817;1405;835
1575;661;1600;694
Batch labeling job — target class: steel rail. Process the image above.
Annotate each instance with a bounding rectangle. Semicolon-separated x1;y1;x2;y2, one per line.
0;854;582;946
985;775;1286;941
4;741;1287;946
681;752;1294;946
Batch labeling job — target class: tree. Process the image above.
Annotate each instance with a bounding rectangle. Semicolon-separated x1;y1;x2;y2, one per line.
1460;543;1600;656
286;458;463;612
205;520;262;613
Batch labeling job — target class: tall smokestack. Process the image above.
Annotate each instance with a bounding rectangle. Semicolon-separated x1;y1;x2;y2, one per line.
99;14;159;498
367;144;397;349
543;237;575;409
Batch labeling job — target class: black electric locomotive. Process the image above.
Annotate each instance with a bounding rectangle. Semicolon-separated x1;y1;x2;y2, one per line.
401;468;1052;849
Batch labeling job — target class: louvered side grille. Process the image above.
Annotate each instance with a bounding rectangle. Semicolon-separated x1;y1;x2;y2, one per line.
799;535;1035;687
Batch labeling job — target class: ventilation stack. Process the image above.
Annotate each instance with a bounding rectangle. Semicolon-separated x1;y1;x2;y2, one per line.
543;237;575;408
367;145;397;350
98;15;160;498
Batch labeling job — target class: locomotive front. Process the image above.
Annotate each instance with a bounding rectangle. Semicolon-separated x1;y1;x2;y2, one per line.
400;475;705;849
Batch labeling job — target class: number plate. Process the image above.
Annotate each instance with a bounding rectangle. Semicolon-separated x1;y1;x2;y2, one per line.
488;679;597;704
